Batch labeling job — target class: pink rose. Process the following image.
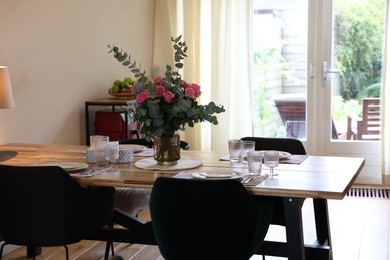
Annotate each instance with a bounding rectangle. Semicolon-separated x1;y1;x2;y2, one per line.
163;91;175;102
191;83;202;97
136;90;150;103
185;87;196;99
154;76;164;83
181;80;190;89
156;85;165;95
153;76;166;86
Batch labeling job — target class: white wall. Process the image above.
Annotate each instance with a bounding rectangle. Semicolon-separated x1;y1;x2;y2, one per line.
0;0;154;145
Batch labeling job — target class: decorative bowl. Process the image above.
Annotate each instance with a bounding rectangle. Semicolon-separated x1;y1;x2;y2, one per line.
108;89;135;99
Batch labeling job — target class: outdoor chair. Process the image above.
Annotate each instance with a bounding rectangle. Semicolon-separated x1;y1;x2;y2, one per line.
347;97;381;140
149;177;274;260
0;165;115;260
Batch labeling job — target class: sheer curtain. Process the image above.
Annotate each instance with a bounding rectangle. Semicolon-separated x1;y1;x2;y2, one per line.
383;0;390;176
153;0;253;151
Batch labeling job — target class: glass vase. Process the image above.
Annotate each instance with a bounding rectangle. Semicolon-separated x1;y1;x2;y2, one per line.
153;133;180;166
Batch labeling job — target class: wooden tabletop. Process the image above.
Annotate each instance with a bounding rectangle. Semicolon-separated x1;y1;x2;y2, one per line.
85;97;136;106
0;143;365;200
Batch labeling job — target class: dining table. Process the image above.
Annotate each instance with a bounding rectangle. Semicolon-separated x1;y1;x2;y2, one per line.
0;143;365;260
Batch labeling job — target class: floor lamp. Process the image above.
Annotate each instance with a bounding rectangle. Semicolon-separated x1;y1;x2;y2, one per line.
0;66;17;162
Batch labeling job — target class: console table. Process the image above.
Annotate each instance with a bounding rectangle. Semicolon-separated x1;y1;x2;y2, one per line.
85;97;137;146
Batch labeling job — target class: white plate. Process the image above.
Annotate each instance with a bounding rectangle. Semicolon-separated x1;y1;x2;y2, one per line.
261;151;291;160
191;171;244;180
38;162;89;173
119;144;146;153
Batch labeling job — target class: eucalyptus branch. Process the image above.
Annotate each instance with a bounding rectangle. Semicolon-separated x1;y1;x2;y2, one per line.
107;44;147;80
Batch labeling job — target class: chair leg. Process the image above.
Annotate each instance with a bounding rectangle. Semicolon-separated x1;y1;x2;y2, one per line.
104;224;114;260
0;243;7;260
63;245;69;260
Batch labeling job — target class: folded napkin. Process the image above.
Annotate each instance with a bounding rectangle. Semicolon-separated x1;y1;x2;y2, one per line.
242;175;268;186
69;167;112;178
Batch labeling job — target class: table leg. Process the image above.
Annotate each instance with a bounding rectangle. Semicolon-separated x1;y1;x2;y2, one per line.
85;103;90;146
125;109;129;140
283;197;306;260
313;199;333;258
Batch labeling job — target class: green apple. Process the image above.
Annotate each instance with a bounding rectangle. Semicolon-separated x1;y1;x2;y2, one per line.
111;85;120;93
114;80;122;86
121;81;130;89
124;77;134;85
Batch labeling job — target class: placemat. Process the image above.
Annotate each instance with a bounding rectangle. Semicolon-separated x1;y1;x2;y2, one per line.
135;157;202;171
174;172;268;186
69;166;112;178
281;154;308;164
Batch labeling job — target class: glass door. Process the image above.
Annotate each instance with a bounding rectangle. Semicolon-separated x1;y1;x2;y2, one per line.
252;0;385;182
319;0;384;182
252;0;308;139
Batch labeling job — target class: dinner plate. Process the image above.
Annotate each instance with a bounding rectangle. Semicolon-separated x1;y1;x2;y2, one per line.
119;144;146;153
191;171;244;180
260;151;291;160
38;162;89;173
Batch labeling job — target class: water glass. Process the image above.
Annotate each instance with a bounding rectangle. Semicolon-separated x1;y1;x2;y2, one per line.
93;136;109;167
240;141;255;163
105;143;119;165
228;139;242;162
247;151;262;177
90;135;109;149
264;150;279;178
94;149;108;167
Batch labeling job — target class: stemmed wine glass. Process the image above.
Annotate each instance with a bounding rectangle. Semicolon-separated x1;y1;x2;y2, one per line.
264;150;279;179
105;143;119;166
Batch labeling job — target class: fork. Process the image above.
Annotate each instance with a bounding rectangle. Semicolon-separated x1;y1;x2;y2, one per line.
80;168;95;176
241;176;251;184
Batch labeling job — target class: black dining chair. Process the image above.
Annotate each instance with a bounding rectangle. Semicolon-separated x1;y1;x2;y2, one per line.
149;177;274;260
242;136;307;225
0;165;115;260
241;136;306;155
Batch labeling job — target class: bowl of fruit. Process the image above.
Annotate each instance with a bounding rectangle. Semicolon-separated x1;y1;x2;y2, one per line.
108;77;136;99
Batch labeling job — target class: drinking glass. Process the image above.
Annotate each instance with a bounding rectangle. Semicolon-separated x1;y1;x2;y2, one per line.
247;150;262;178
105;143;119;165
228;139;242;162
264;150;279;178
240;141;255;163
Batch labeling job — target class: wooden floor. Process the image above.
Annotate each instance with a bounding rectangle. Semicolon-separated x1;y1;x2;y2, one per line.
2;195;390;260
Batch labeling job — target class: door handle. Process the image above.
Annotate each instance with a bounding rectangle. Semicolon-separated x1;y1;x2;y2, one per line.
322;61;339;87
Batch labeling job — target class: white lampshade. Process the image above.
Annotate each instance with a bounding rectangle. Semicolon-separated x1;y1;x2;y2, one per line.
0;66;15;109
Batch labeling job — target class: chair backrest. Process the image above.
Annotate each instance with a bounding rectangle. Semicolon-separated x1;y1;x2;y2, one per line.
119;138;154;147
0;165;115;247
360;98;381;138
241;137;306;155
119;139;190;150
149;177;274;260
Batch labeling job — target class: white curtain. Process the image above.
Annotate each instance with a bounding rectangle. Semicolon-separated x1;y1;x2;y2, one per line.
153;0;253;152
383;0;390;176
